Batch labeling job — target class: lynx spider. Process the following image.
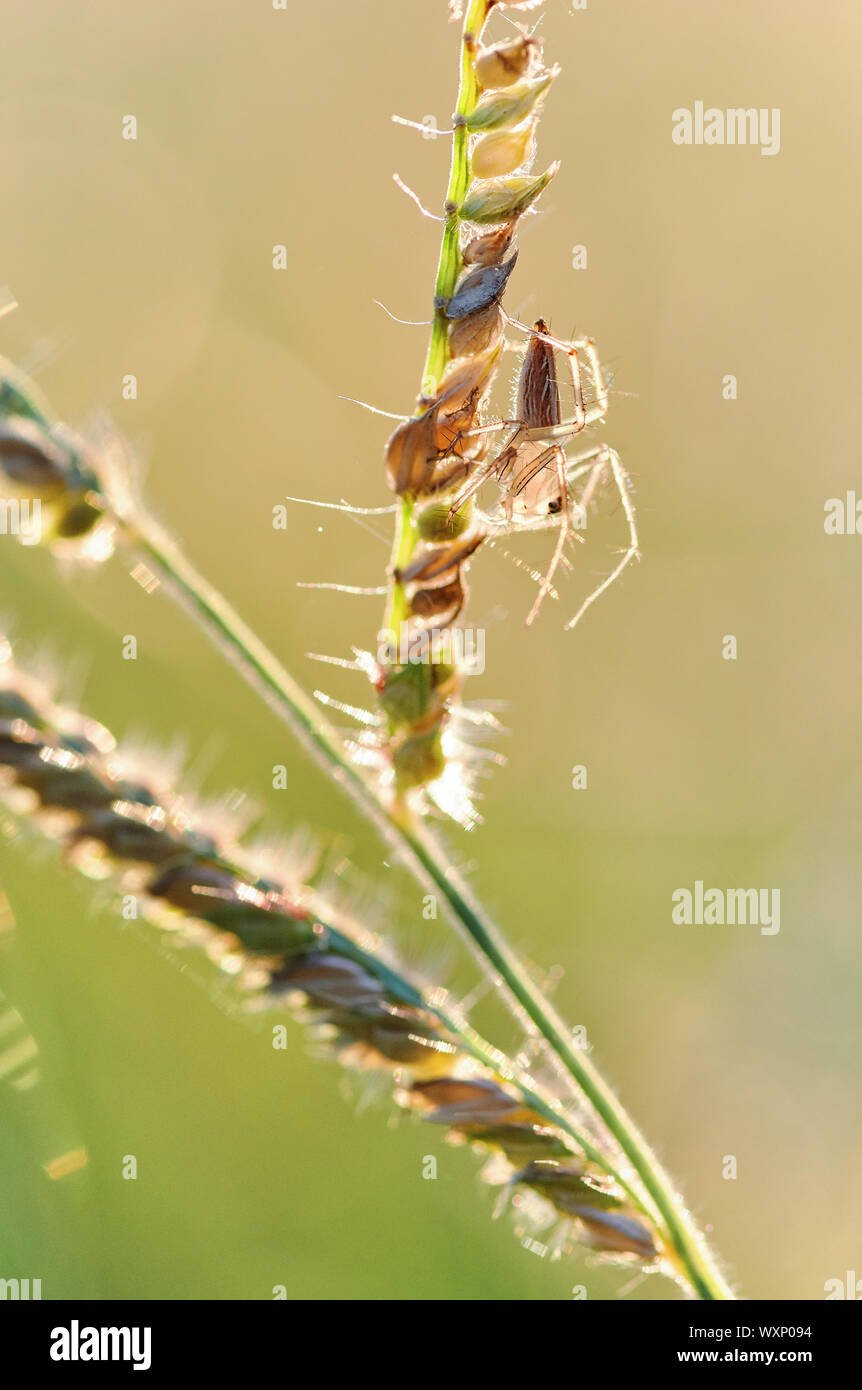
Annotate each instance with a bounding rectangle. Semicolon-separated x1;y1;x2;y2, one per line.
447;315;639;629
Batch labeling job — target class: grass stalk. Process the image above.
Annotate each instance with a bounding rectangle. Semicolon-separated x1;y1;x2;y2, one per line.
382;0;485;649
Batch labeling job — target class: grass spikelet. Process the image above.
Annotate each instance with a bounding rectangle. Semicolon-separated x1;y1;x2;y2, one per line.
374;1;563;822
371;1;634;824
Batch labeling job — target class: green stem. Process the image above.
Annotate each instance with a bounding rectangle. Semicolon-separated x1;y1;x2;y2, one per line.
421;0;485;396
381;0;486;647
382;495;415;636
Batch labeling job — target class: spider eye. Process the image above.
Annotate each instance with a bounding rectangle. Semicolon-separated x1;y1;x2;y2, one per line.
547;499;562;515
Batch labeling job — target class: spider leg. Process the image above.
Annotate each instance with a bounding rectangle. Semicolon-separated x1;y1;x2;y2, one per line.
574;337;608;418
564;447;640;632
532;335;606;439
436;416;508;460
566;338;586;434
526;446;570;627
477;444;600;537
446;427;523;521
504;311;609;435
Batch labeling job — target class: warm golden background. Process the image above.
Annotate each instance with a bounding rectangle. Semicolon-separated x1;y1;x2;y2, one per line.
1;0;860;1300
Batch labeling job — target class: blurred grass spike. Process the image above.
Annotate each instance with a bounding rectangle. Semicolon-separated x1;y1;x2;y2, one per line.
0;358;114;558
0;634;673;1280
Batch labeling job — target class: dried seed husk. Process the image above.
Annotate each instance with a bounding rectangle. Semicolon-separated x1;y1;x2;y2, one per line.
460;163;559;225
471;122;535;179
386;347;499;496
335;1010;458;1075
462;221;517;267
424;349;501;472
444;253;518;320
367;1005;455;1063
399;535;481;587
431;409;488;468
513;1161;628;1217
148;860;244;913
572;1207;659;1260
508;1141;659;1256
422;1096;532;1126
272;953;386;1010
384;405;440;497
465;1122;572;1161
466;72;554;132
409;1078;545;1128
435;346;501;417
449;301;504;359
409;576;466;626
473;34;537;90
423;458;475;495
414;1075;520;1109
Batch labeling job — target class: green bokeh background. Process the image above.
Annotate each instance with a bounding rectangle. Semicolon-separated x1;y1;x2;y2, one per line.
1;0;860;1300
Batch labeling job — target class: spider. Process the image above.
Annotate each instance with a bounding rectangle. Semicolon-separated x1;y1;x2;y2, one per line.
446;316;639;629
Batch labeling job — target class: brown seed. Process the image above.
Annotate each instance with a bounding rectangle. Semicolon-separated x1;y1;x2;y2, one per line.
443;252;518;320
414;1076;513;1107
276;953;385;1010
465;1123;572;1160
384;404;440;496
435;345;500;417
422;348;501;474
420;455;474;492
516;1152;659;1257
573;1208;659;1260
462;221;516;268
409;576;466;625
385;348;499;496
448;301;504;359
398;535;481;587
148;861;241;912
